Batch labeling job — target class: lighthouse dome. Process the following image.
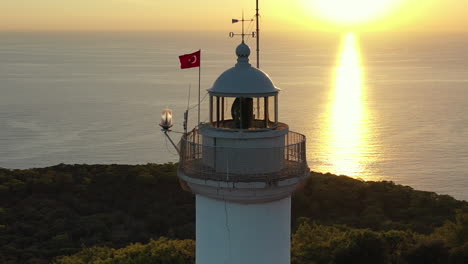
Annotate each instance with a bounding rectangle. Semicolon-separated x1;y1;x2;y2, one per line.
208;42;280;97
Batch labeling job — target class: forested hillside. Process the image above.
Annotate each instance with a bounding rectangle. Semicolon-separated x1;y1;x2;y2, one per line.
0;163;466;264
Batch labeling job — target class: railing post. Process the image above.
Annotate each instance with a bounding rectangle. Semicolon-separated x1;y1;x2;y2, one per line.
209;96;213;125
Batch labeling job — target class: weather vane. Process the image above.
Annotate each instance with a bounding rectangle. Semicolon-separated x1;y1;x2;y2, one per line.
229;11;255;42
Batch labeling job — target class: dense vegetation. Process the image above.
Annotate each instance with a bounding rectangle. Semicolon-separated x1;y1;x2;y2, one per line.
293;172;465;234
53;237;195;264
0;163;467;264
0;163;194;264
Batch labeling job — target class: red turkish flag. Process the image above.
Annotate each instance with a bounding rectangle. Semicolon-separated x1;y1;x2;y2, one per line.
179;50;200;69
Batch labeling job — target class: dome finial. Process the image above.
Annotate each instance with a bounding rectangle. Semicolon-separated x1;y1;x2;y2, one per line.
236;42;251;65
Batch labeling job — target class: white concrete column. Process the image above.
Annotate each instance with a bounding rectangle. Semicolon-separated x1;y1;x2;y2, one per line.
196;195;291;264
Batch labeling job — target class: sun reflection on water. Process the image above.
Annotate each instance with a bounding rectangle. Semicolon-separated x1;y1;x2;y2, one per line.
317;32;376;179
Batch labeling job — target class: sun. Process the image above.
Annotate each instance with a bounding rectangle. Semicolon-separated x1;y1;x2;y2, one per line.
308;0;400;25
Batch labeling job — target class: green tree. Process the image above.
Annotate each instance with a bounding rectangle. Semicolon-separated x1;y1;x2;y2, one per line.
292;220;348;264
332;229;387;264
404;239;449;264
433;211;468;247
449;242;468;264
53;237;195;264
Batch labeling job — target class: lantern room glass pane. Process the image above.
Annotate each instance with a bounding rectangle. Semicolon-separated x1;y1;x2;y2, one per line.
268;96;277;126
209;95;278;129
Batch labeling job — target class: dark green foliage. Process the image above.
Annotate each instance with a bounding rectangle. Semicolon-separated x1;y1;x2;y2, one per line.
0;163;194;264
433;210;468;247
449;242;468;264
53;237;195;264
332;229;388;264
292;172;466;233
291;217;468;264
0;164;467;264
380;230;419;263
291;221;416;264
404;239;450;264
291;220;348;264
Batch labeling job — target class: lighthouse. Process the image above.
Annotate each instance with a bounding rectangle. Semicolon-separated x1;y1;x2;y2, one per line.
177;41;309;264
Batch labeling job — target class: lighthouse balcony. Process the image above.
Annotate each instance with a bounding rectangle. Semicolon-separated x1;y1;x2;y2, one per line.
178;129;309;183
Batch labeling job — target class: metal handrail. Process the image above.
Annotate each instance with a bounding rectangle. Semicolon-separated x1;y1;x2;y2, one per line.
178;129;309;183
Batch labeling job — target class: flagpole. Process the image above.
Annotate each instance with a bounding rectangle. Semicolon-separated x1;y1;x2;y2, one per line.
198;49;201;125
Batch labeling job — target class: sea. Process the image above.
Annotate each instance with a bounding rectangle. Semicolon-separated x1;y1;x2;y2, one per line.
1;31;467;201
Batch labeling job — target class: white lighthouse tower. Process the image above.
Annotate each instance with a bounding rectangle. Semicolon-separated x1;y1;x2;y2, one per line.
177;41;309;264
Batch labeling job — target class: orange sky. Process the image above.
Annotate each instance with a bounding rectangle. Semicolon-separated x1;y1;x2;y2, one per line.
1;0;467;32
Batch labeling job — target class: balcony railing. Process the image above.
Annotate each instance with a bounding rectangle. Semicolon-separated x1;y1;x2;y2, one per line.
178;129;309;183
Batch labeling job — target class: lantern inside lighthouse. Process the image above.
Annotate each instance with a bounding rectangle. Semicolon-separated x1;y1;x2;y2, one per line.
208;95;277;129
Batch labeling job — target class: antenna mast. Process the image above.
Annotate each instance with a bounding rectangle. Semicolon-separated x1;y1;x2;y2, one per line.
256;0;260;69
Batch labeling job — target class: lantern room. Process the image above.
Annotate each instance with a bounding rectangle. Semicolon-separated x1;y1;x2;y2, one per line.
177;40;309;201
207;42;280;129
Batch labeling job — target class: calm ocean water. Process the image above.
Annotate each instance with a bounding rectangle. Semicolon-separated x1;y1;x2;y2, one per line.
1;31;467;200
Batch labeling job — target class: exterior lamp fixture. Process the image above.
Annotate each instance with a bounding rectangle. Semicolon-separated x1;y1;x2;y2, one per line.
159;108;174;131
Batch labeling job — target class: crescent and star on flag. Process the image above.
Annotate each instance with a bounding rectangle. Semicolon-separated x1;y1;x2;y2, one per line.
178;50;200;69
189;55;197;64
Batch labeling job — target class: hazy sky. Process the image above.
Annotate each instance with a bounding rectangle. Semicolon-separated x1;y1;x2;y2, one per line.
1;0;467;32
